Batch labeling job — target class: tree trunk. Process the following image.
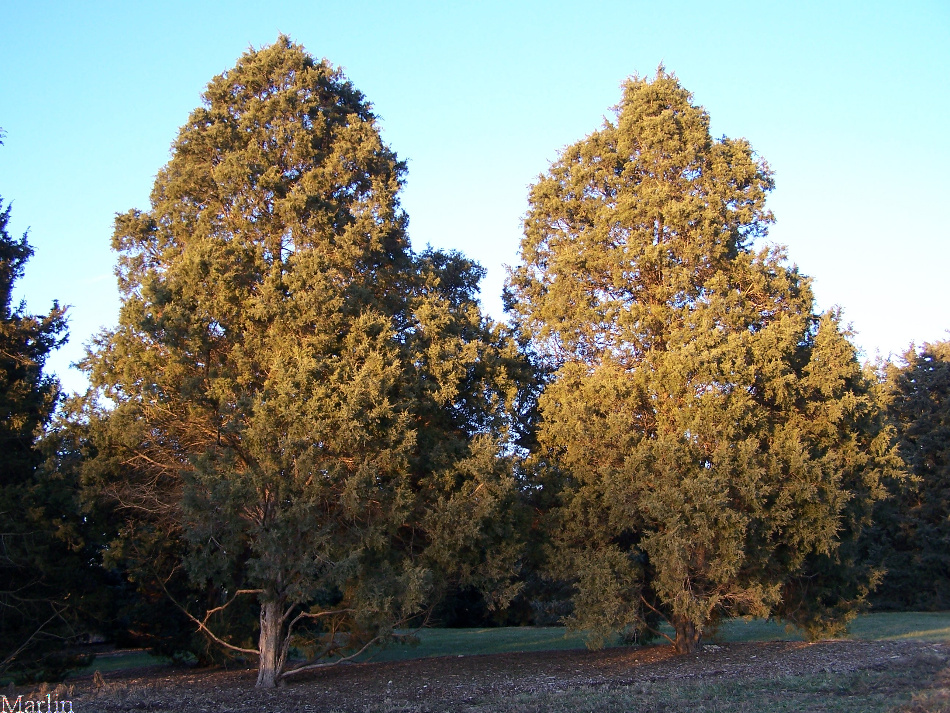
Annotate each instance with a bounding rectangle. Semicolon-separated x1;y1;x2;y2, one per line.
256;599;285;688
673;616;701;654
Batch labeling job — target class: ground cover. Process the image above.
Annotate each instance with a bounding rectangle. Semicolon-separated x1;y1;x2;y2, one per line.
357;611;950;663
14;613;950;712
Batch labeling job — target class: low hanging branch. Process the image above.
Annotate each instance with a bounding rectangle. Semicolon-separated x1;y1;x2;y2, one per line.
280;632;387;679
158;577;262;657
640;595;676;646
280;608;434;680
0;606;68;674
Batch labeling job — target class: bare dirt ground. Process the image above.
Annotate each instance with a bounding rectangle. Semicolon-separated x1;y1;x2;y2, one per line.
14;640;950;713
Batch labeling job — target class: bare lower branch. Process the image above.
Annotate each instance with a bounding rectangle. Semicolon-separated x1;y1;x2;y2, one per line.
282;607;434;680
285;607;356;630
280;632;385;679
639;595;676;645
157;579;260;656
203;589;263;619
0;606;67;672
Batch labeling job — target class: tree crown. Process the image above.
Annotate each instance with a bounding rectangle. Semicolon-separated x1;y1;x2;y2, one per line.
508;69;778;365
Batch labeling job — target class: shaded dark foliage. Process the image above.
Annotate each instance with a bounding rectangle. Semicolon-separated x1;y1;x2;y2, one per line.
869;342;950;611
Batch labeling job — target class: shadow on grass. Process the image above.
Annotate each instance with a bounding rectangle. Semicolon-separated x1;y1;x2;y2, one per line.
77;611;950;674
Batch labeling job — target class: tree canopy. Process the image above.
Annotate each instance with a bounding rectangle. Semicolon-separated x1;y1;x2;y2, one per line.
82;38;526;687
868;340;950;610
506;70;894;653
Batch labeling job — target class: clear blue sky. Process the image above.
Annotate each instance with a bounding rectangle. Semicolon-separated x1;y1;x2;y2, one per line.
2;0;948;393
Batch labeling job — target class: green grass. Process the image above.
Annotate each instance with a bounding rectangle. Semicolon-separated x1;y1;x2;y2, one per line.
72;650;168;676
360;626;593;662
702;617;805;643
78;611;950;673
847;612;950;642
358;611;950;664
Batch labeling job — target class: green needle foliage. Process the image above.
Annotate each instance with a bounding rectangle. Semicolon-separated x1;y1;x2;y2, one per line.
81;38;526;688
506;70;895;654
869;340;950;610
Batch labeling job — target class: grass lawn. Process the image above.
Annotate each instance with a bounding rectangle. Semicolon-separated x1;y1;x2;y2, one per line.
358;611;950;663
76;611;950;673
78;649;166;672
358;625;592;662
848;611;950;642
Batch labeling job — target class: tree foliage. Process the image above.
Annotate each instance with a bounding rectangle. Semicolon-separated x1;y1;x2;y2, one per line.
0;148;83;680
81;38;526;687
868;340;950;610
506;70;894;653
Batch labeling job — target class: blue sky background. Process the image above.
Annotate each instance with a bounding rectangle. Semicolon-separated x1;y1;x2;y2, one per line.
2;0;948;393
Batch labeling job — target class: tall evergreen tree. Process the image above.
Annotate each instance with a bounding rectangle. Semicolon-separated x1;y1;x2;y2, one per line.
82;38;525;687
506;70;894;653
868;340;950;610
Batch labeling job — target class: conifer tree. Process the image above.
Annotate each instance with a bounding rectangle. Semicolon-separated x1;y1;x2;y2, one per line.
869;340;950;610
507;71;894;653
82;38;525;687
